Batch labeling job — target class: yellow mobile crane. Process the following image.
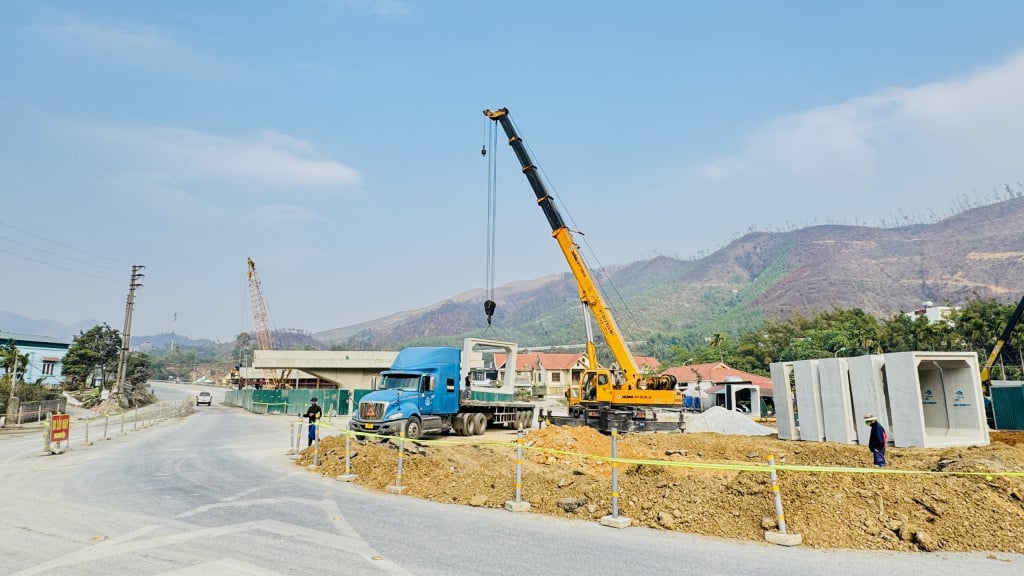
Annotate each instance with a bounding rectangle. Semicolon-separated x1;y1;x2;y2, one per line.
484;107;682;432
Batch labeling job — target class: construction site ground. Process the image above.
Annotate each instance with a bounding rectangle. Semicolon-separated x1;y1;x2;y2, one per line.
297;421;1024;554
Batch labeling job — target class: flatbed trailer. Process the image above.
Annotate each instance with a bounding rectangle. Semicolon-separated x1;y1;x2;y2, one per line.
546;405;685;433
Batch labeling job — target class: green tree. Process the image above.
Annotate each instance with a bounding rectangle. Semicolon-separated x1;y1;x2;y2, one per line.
62;324;123;389
232;331;254;367
123;352;155;406
1;341;29;383
1;341;30;409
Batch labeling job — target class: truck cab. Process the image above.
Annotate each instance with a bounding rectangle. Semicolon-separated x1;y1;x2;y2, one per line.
349;338;533;440
350;347;461;439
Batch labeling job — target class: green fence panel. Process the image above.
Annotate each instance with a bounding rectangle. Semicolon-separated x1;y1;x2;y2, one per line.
223;387;361;416
993;383;1024;430
282;389;345;417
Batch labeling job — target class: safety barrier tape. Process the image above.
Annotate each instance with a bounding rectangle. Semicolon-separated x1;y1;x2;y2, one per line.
307;420;1024;479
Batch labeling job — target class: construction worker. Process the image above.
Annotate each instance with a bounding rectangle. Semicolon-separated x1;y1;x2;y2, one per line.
304;397;322;447
864;413;887;467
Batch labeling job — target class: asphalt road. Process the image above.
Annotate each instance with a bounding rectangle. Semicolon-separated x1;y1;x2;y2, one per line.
0;384;1021;576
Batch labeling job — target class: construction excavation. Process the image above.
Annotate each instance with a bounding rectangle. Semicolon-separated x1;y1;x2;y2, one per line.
287;107;1024;555
296;424;1024;554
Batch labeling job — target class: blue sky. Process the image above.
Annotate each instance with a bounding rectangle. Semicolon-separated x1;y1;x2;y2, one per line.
2;0;1024;342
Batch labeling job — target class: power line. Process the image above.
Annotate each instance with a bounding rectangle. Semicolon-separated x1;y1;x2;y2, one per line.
0;247;120;282
0;220;131;265
0;234;126;274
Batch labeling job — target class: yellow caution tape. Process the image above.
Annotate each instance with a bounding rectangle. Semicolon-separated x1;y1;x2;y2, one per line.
308;421;1024;478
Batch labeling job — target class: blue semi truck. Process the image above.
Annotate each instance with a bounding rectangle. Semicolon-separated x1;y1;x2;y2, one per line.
349;338;536;440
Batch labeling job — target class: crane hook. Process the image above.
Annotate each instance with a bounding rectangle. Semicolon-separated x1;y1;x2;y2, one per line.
484;299;496;326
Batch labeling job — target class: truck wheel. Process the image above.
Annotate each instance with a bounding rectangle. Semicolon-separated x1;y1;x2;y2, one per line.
463;413;478;436
519;411;531;430
472;413;487;435
405;417;422;440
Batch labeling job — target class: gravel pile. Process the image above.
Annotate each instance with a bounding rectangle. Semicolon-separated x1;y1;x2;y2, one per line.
685;406;775;436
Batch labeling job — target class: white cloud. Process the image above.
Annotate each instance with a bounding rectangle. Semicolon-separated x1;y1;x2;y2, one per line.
84;124;362;192
32;16;226;75
688;52;1024;227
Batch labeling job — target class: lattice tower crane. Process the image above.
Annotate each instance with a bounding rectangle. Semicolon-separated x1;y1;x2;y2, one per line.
246;258;286;388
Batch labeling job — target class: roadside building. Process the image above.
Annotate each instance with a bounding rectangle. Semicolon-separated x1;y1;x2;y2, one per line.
0;331;70;388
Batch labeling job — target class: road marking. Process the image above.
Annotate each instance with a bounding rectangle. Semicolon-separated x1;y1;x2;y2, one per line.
157;558;284;575
9;518;410;576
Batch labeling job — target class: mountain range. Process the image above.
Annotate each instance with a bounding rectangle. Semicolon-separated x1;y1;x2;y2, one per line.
313;196;1024;350
7;196;1023;351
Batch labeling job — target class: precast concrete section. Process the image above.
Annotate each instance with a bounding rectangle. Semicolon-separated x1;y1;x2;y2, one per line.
792;359;825;442
769;362;799;440
254;350;399;390
883;351;988;448
817;358;858;444
772;351;989;448
846;354;890;446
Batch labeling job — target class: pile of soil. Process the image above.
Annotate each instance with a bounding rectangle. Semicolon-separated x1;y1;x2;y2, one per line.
91;401;123;417
296;427;1024;553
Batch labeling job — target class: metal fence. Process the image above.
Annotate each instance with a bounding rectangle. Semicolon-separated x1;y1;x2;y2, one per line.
4;398;68;425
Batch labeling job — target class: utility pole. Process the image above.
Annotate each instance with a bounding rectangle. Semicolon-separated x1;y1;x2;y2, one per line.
114;265;145;407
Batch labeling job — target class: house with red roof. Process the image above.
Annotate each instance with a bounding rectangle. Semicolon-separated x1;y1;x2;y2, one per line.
495;352;663;398
659;362;772;396
495;352;588;397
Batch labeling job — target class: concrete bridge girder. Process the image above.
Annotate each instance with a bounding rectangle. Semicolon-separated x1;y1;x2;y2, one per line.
253;350;398;390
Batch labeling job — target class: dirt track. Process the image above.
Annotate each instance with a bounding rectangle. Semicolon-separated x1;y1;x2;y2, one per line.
297;427;1024;553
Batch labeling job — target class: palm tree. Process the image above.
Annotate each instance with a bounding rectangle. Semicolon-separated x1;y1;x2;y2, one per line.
1;342;30;397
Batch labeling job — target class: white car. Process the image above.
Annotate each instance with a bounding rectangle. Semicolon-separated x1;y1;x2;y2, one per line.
196;391;213;406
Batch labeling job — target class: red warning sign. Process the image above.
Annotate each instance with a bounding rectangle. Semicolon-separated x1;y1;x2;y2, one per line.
51;414;70;442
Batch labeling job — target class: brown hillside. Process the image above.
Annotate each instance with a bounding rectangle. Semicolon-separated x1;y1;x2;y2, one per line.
314;197;1024;348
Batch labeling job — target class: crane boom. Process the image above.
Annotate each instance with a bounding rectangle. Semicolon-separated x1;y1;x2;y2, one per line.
980;293;1024;385
484;108;678;424
246;257;287;388
247;257;275;352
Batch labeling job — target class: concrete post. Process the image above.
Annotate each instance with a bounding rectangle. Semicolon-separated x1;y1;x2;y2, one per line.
764;455;802;546
386;421;407;494
600;427;631;528
83;418;92;446
504;429;531;512
42;413;51;455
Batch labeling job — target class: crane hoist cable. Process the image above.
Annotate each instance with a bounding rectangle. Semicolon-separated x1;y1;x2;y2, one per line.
483;118;499;326
517;125;648;341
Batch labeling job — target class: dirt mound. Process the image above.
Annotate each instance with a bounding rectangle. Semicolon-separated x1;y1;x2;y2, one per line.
297;428;1024;553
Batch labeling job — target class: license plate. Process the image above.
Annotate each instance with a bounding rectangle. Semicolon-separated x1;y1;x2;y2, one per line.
365;423;375;429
